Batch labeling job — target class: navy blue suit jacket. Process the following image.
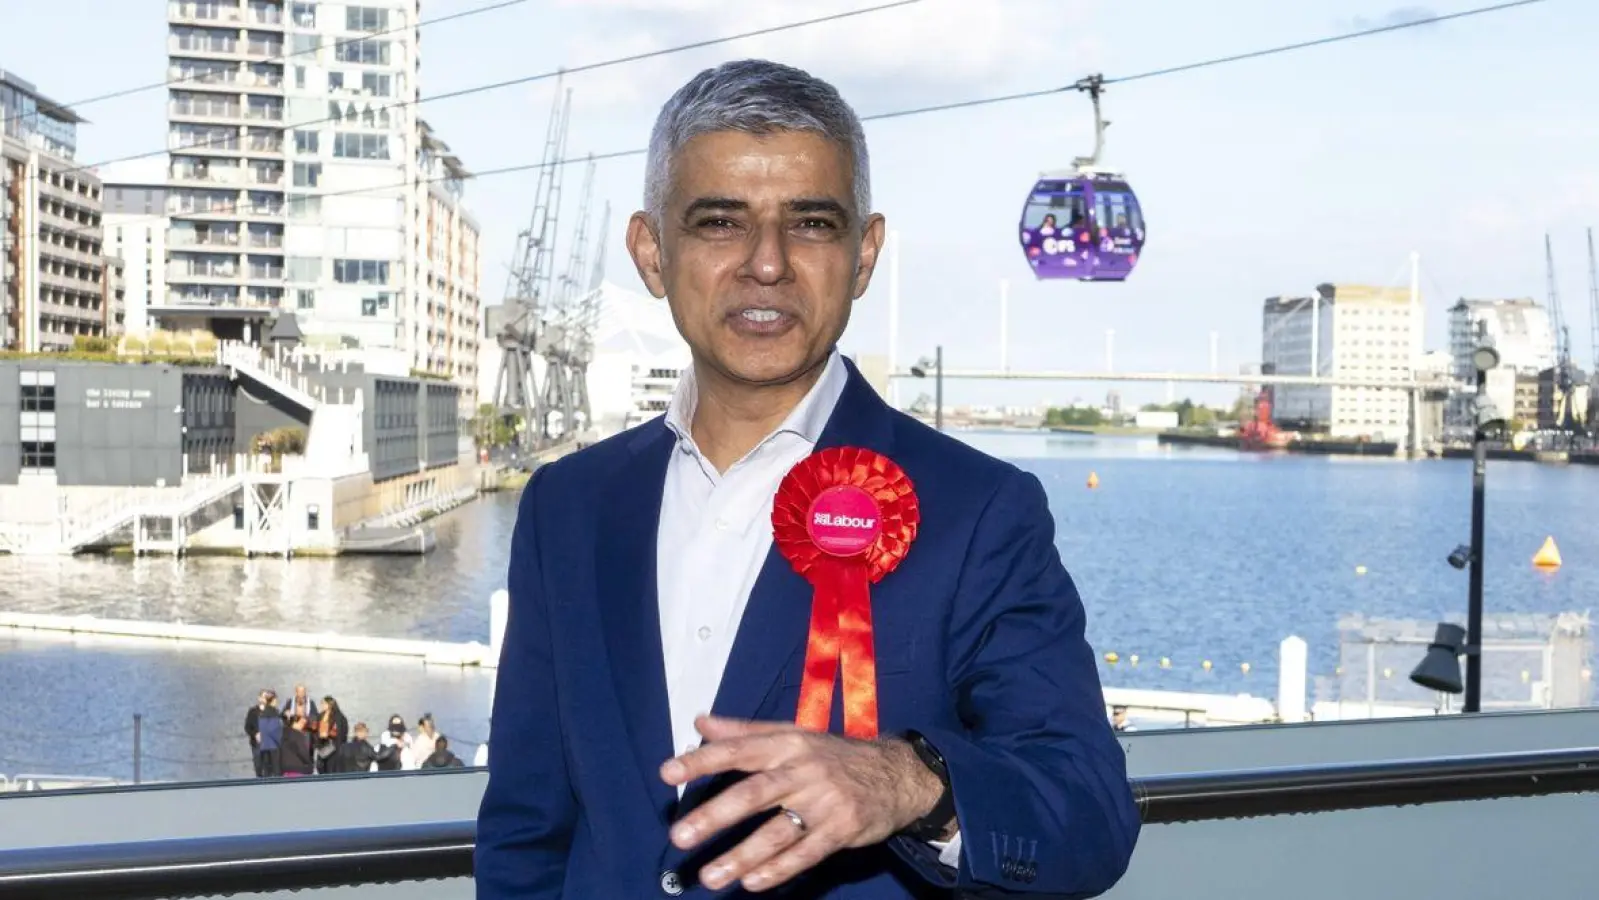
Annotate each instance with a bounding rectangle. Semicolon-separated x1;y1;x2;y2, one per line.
476;359;1139;898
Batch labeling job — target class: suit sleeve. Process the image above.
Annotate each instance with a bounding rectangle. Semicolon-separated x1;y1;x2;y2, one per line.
889;469;1140;898
475;468;580;899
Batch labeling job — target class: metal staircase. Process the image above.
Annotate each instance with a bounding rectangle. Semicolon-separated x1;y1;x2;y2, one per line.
216;341;322;412
12;474;247;556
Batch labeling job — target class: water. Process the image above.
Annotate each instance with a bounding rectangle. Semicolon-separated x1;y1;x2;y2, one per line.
2;431;1594;782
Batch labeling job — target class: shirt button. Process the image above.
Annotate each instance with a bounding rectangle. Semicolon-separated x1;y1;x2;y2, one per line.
696;626;712;640
714;518;729;530
660;869;683;896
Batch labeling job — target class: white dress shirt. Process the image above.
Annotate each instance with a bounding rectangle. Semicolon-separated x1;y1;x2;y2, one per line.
655;350;962;869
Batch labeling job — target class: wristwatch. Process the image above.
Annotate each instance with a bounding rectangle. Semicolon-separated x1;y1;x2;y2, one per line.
900;729;956;841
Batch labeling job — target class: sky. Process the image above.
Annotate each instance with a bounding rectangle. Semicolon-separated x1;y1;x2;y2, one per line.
3;0;1595;408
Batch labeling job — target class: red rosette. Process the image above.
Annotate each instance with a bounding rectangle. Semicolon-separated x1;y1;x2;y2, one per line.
772;446;919;739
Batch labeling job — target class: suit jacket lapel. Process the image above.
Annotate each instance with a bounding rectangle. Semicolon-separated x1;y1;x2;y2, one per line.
595;422;678;825
708;358;897;732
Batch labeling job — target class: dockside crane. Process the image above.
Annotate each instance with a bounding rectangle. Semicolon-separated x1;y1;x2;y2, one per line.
567;201;611;439
1542;233;1582;442
539;154;597;441
1586;227;1598;437
493;74;571;451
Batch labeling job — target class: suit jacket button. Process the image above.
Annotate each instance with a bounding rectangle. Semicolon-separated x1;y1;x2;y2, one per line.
660;870;683;896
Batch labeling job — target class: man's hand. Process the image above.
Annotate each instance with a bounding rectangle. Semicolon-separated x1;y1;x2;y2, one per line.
659;714;948;893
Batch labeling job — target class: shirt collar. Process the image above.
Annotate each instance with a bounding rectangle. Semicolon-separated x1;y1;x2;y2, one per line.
664;349;848;463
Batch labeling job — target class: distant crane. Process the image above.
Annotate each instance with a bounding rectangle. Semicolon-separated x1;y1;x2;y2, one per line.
539;154;597;441
1587;227;1599;434
566;201;611;439
493;74;572;451
1542;234;1582;443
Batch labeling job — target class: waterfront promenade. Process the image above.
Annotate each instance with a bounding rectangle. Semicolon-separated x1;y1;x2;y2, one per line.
1;430;1594;782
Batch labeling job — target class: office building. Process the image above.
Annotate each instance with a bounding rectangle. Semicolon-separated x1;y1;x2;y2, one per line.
1447;298;1555;429
161;1;481;386
1261;283;1420;439
99;159;170;337
2;68;119;352
1448;298;1555;378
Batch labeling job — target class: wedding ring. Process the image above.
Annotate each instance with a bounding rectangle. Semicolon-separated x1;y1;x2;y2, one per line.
781;807;807;833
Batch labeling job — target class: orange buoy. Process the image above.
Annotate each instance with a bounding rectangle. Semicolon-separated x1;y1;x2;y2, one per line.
1532;536;1562;570
1087;471;1100;489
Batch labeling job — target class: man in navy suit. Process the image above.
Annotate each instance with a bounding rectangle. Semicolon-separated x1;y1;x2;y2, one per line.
476;58;1139;898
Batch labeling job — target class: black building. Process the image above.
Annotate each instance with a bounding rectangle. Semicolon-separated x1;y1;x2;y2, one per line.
0;360;234;486
0;358;460;487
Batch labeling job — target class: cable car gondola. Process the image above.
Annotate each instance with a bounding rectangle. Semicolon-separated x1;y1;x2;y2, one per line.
1018;75;1145;283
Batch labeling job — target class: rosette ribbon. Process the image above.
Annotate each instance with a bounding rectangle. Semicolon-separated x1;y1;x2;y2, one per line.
772;446;920;740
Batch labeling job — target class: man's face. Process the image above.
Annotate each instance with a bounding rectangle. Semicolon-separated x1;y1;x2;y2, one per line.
627;129;885;388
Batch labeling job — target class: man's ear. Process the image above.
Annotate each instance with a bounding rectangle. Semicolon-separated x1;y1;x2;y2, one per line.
627;211;668;299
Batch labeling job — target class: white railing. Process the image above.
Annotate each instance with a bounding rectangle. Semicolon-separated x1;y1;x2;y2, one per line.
216;341;322;411
51;472;247;553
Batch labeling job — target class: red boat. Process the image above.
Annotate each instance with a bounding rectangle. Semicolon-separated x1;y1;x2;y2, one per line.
1238;385;1291;451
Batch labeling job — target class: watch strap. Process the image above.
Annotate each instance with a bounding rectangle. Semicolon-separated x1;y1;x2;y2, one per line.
900;729;956;841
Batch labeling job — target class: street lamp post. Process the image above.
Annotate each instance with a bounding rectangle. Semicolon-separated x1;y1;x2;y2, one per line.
1410;336;1500;713
911;346;944;432
1464;342;1500;713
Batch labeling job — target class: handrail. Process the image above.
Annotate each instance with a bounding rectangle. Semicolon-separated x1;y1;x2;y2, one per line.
1135;745;1599;824
0;747;1594;899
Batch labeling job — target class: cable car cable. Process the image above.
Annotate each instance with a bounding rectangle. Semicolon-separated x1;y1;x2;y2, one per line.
61;0;927;177
22;0;1549;245
1107;0;1549;85
1;0;534;128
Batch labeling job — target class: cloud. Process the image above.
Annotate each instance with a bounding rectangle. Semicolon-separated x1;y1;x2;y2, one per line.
1346;5;1441;32
549;0;1103;116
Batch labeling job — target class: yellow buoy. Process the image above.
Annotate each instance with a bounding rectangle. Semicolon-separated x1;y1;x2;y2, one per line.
1355;565;1367;575
1104;651;1119;664
1201;660;1212;671
1159;657;1171;669
1129;654;1140;667
1240;662;1251;674
1086;471;1100;489
1532;536;1562;570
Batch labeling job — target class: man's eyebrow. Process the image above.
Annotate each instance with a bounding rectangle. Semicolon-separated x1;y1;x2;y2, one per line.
681;197;748;220
788;198;850;221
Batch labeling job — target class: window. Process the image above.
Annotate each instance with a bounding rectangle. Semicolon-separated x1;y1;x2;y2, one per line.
333;132;389;160
292;2;316;27
288;193;320;219
294;129;319;154
335;38;390;66
293;162;322;187
20;379;56;412
361;295;378;316
21;442;56;470
345;6;389;31
294;66;306;89
286;257;321;281
290;34;319;56
297;289;315;309
328;71;345;92
361;72;391;96
334;259;389;285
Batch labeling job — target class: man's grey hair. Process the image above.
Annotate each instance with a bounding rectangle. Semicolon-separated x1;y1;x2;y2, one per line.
643;59;871;230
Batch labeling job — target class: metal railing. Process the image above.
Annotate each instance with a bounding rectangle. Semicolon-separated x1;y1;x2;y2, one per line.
0;746;1593;899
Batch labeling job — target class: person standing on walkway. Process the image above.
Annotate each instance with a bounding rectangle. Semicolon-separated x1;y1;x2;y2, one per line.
476;59;1138;899
243;689;269;777
255;692;283;778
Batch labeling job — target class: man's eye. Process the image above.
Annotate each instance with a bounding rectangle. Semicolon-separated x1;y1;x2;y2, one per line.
696;217;736;229
798;218;837;230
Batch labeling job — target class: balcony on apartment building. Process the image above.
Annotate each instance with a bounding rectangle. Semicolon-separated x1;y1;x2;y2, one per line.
168;1;242;27
246;1;285;30
0;709;1593;900
168;32;240;60
169;161;285;190
167;63;285;94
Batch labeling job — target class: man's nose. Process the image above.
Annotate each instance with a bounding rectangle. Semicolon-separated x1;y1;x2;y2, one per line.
742;221;792;284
